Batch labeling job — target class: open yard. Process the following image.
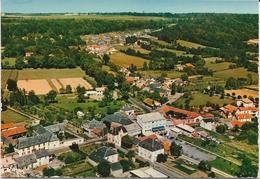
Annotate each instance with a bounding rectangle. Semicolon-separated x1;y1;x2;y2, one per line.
177;40;206;49
62;161;94;176
110;52;149;68
158;48;187;56
138;70;184;78
213;68;258;83
18;68;86;80
205;57;233;72
224;88;258;99
176;92;235;107
1;109;30;123
2;57;16;67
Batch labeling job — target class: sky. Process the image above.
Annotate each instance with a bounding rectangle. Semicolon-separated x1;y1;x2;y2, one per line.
2;0;258;14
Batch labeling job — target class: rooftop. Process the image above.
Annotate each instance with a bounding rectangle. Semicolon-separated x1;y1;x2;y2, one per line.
89;146;117;163
1;123;15;131
137;112;165;123
139;138;163;152
176;124;195;133
159;105;200;119
109;126;127;135
2;126;27;138
102;112;133;125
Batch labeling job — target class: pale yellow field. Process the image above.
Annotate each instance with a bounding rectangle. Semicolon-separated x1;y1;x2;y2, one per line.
17;79;53;95
58;78;93;92
225;89;258;98
110;52;149;68
177;39;206;49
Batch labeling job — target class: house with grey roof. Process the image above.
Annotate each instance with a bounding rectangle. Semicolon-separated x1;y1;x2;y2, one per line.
110;161;123;177
138;138;164;162
107;126;127;147
14;149;50;170
102;112;133;126
88;146;119;166
15;125;60;156
82;119;106;137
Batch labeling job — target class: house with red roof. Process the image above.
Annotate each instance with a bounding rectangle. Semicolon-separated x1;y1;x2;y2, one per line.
158;105;202;126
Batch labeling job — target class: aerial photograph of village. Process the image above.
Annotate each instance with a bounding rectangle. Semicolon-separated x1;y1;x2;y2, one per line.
0;0;259;178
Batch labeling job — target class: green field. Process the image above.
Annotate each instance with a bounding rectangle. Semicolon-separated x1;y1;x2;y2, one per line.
1;70;19;89
158;48;187;56
205;57;233;72
18;68;86;80
2;57;16;67
139;70;184;78
177;40;206;49
213;68;258;83
53;95;125;114
176;92;235;107
110;52;149;68
1;109;30;123
62;161;94;176
210;158;240;175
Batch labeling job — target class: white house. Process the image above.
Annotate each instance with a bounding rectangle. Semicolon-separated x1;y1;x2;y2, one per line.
236;99;254;107
107;126;127;147
200;119;217;132
138;138;164;162
14;150;50;170
176;124;195;137
84;87;106;101
124;122;142;137
137;112;166;134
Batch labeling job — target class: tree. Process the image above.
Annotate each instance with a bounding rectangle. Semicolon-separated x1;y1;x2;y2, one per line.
7;79;17;91
181;74;188;81
126;150;135;159
198;160;211;171
5;143;14;153
120;160;130;172
171;83;177;95
28;91;41;105
170;141;183;157
69;143;79;152
103;54;110;65
97;161;111;177
65;85;72;93
156;153;168;163
126;36;137;44
208;172;216;178
46;90;57;103
43;168;62;177
121;135;133;149
216;124;226;134
238;156;257;177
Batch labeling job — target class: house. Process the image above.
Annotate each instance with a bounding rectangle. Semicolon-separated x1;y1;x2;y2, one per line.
176;64;185;71
102;112;133;126
130;167;168;178
110;162;123;177
1;124;27;144
237;98;254;107
25;52;33;57
138;138;164;162
137;112;166;134
200;118;217;132
82;119;106;137
124;122;142;137
120;105;135;117
235;113;252;122
84;87;106;101
143;98;161;109
88;146;119;166
176;124;196;137
227;120;245;129
1;153;18;174
15;125;60;156
185;63;195;68
159;105;202;126
14;149;49;170
220;104;238;118
107;126;127;147
77;111;85;118
236;106;258;118
168;127;182;138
